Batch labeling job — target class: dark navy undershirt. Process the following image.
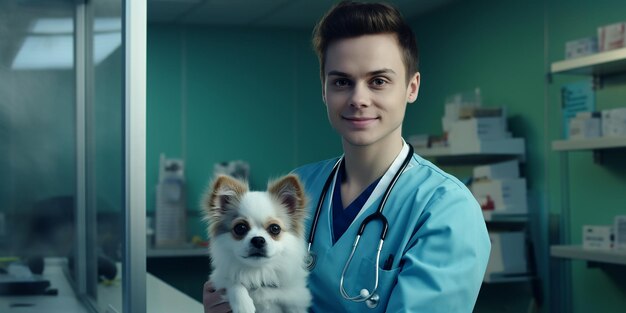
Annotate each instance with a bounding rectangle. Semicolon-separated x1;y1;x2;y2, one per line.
332;162;382;244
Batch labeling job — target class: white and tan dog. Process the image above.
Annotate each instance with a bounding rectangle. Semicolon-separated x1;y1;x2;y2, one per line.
203;174;311;313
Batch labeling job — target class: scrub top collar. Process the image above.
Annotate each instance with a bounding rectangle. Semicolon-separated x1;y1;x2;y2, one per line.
327;139;413;224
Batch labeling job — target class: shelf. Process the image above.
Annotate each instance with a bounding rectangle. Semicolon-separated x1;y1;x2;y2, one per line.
483;272;535;283
550;245;626;265
552;136;626;151
413;138;525;165
483;211;528;223
550;47;626;75
147;246;208;258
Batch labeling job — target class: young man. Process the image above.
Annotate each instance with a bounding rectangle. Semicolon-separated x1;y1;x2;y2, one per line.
204;1;490;312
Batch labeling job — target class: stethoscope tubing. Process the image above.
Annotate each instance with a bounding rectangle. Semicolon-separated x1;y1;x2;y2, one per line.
307;143;415;306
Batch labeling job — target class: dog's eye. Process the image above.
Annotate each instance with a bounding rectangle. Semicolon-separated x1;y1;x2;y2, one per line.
233;223;249;236
268;224;281;235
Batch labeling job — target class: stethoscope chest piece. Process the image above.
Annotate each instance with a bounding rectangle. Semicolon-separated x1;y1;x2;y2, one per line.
360;289;380;308
305;252;317;271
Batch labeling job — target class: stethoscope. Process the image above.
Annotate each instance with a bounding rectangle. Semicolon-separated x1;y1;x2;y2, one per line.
304;143;414;309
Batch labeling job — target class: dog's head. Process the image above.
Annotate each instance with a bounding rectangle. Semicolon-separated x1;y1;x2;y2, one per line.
203;174;307;267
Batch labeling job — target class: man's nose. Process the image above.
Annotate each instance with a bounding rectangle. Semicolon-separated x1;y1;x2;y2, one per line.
349;82;370;108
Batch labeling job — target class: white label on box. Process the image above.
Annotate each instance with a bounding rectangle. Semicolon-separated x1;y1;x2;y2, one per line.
569;117;601;139
565;37;598;59
602;107;626;137
583;225;613;250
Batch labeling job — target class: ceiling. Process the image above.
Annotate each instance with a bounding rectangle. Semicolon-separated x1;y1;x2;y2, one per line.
148;0;457;29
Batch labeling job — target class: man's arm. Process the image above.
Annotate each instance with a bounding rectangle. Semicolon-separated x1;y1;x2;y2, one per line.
385;186;491;312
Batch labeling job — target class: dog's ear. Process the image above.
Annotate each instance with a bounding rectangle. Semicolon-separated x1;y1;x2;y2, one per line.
268;174;307;216
205;175;248;216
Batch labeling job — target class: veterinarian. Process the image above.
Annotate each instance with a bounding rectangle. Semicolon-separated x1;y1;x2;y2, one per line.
204;1;490;312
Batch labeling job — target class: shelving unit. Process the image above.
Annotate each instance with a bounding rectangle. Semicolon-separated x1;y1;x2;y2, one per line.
549;47;626;312
550;245;626;266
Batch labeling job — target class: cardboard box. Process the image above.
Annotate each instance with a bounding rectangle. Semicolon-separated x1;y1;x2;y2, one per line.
568;116;601;139
565;37;598;59
485;231;528;277
583;225;613;250
598;22;626;51
602;107;626;137
615;215;626;251
471;178;528;213
473;159;520;180
448;117;509;147
446;138;525;158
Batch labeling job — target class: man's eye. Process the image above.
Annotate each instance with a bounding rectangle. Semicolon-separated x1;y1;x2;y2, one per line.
233;223;249;236
371;78;387;86
268;224;281;235
333;79;350;87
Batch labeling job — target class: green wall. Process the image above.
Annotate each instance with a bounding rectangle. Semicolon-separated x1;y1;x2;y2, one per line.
147;25;341;239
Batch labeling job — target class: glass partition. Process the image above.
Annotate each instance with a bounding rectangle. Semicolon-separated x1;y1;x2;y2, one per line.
0;1;145;312
0;0;77;269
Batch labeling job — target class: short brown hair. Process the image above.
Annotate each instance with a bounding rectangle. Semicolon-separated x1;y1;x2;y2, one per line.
312;1;419;84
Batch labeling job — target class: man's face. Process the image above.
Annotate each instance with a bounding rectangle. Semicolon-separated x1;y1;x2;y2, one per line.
322;33;419;149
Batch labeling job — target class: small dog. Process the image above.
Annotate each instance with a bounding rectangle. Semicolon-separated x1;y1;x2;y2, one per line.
203;174;312;313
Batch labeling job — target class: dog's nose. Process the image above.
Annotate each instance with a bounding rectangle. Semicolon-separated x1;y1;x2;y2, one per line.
251;236;266;249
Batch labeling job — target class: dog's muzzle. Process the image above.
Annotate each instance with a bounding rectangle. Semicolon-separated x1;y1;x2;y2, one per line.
247;236;267;257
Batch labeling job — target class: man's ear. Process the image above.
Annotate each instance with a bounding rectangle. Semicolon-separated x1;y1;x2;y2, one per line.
407;72;420;103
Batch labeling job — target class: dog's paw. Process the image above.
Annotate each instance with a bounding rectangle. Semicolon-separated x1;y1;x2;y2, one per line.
230;296;256;313
228;287;256;313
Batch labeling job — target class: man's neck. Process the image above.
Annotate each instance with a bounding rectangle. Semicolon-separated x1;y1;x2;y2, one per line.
341;136;404;190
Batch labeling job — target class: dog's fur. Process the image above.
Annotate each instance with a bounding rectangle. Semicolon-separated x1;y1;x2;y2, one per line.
203;174;311;313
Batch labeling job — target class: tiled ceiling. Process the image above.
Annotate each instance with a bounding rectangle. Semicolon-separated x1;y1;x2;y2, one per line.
148;0;457;28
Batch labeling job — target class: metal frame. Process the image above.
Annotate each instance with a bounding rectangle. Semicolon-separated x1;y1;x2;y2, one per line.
123;0;147;312
74;0;88;298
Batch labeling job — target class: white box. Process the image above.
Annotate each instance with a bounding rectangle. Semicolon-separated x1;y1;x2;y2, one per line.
471;178;528;213
565;37;598;59
448;117;509;148
598;22;626;51
485;231;528;278
601;107;626;137
583;225;613;250
614;215;626;251
473;159;520;180
447;137;525;158
568;116;601;139
442;116;455;133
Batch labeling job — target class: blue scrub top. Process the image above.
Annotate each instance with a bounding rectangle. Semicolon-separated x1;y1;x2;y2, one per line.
293;149;491;313
331;162;381;243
